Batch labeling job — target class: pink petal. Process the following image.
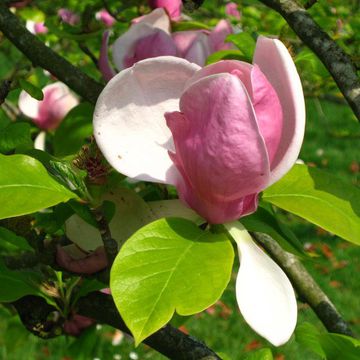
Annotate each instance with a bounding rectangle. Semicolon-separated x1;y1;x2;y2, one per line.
246;65;283;164
99;31;116;82
254;36;305;186
225;2;241;20
172;31;211;66
166;73;270;224
148;0;182;20
19;82;78;130
58;8;80;26
185;60;253;94
37;82;78;130
94;57;200;184
113;22;173;71
209;19;233;51
185;60;284;164
96;9;116;27
123;29;177;68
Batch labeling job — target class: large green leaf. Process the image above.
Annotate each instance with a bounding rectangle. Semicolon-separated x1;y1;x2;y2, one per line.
0;154;76;219
0;227;33;252
0;122;32;153
263;165;360;245
296;322;360;360
110;218;234;345
243;348;273;360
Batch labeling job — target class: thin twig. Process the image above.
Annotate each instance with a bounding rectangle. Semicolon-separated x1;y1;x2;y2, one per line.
258;0;360;120
92;207;118;266
78;43;98;67
252;232;354;336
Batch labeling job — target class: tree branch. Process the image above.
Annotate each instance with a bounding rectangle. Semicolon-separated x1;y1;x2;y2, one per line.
252;232;354;336
258;0;360;120
14;292;221;360
0;1;103;104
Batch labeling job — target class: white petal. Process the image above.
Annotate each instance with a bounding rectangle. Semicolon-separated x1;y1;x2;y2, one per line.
34;131;46;151
254;36;305;186
94;56;200;184
132;8;171;33
18;90;40;119
225;222;297;346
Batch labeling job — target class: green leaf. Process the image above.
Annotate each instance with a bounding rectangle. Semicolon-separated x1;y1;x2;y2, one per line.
206;49;247;64
243;348;273;360
0;123;32;153
171;21;210;31
295;323;326;358
0;154;77;220
295;322;360;360
263;164;360;245
53;103;94;157
0;260;42;302
18;79;44;101
0;227;33;252
110;218;234;345
226;33;256;61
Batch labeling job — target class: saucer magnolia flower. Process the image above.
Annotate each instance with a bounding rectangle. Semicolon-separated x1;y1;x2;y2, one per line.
26;20;48;34
94;37;305;345
148;0;182;20
58;8;80;26
19;82;78;130
99;8;233;79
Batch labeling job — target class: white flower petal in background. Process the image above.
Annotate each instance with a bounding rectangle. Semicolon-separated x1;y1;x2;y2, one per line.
225;221;297;346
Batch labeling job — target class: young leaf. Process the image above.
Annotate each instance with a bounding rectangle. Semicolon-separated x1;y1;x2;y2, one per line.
0;260;42;302
243;348;273;360
0;226;33;252
206;49;247;65
0;154;77;219
110;218;234;345
263;164;360;245
226;33;256;62
19;79;44;101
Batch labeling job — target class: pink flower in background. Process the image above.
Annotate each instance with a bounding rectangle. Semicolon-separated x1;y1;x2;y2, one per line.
26;20;48;34
99;8;233;79
58;8;80;26
225;2;241;20
19;82;78;130
96;9;116;27
148;0;182;20
93;36;305;346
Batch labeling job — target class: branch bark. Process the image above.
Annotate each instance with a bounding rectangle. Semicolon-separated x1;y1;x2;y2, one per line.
252;232;354;336
258;0;360;120
14;292;221;360
0;1;103;104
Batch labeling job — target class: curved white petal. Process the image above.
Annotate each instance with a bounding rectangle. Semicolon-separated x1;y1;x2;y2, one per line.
132;8;171;33
18;90;40;119
225;222;297;346
34;131;46;151
254;36;305;186
94;56;200;184
113;8;171;71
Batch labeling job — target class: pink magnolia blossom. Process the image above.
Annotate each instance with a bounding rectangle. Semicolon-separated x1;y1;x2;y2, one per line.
225;2;241;20
19;82;78;130
99;8;233;80
96;9;116;27
93;36;305;345
148;0;182;20
26;20;48;34
58;8;80;26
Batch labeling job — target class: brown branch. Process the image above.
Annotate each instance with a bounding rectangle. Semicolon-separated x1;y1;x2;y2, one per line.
0;80;11;105
14;292;221;360
0;2;103;104
252;232;354;336
258;0;360;120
